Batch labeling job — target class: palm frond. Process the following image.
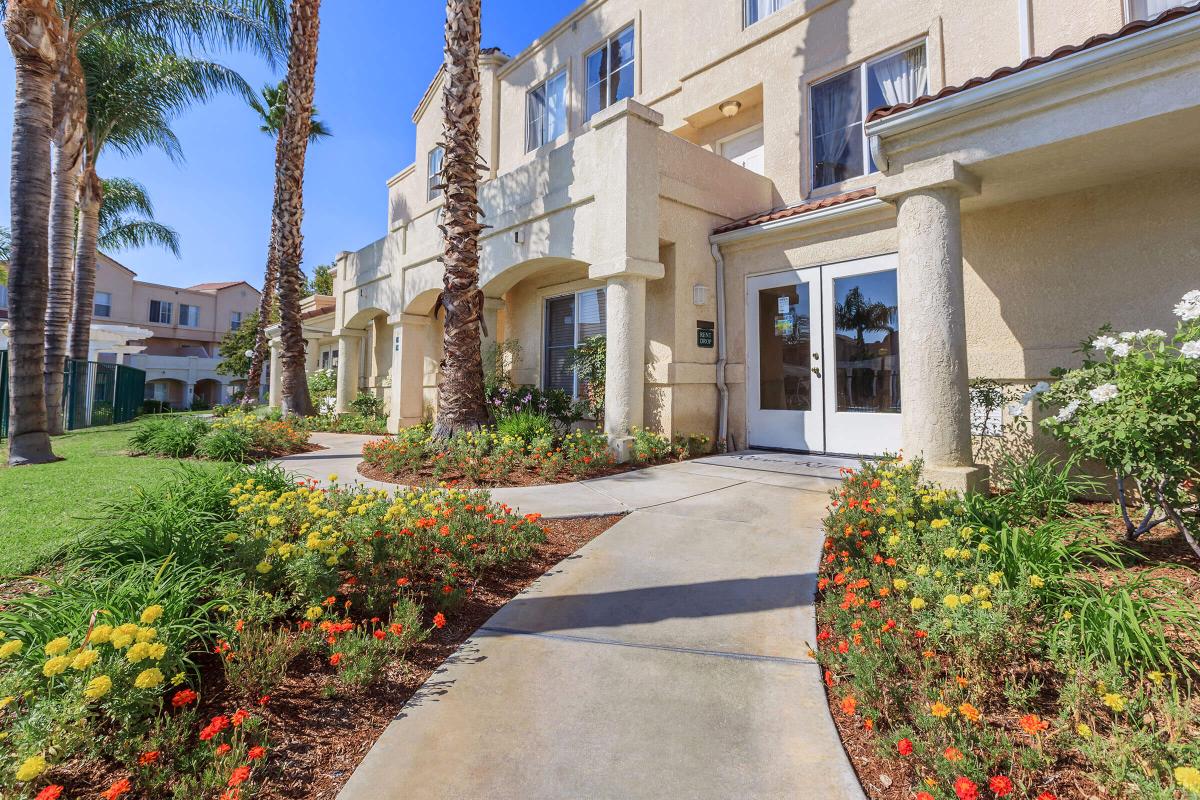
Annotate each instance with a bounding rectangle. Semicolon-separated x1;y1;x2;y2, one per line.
96;176;181;256
99;220;181;257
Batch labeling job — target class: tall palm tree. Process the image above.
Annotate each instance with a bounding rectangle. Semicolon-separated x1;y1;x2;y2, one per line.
68;30;253;368
434;0;489;437
242;75;330;408
4;0;64;465
272;0;320;416
835;286;896;358
98;177;180;254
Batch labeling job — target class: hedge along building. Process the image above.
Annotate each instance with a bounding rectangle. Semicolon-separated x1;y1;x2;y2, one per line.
321;0;1200;488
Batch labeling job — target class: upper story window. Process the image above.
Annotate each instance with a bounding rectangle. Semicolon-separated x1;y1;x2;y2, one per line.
527;71;568;152
744;0;794;28
94;291;112;318
427;145;445;201
810;42;927;190
149;299;173;325
179;303;200;328
585;25;635;119
0;284;8;310
1130;0;1176;20
230;311;243;331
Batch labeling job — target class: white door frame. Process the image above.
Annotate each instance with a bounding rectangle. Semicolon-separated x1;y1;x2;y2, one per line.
746;267;825;452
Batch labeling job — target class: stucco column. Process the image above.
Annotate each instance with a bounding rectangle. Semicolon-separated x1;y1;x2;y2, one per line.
268;340;282;409
387;313;430;433
334;329;363;414
183;382;195;411
879;160;987;491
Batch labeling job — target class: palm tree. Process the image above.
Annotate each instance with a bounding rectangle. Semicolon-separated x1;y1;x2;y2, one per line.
97;177;180;255
68;29;254;369
835;286;896;359
242;76;330;408
433;0;489;437
271;0;321;417
4;0;64;465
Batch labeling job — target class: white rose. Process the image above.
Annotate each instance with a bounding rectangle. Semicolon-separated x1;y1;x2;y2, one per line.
1110;343;1131;358
1092;335;1119;351
1182;341;1200;359
1089;383;1119;404
1055;400;1081;422
1119;332;1137;342
1137;329;1167;339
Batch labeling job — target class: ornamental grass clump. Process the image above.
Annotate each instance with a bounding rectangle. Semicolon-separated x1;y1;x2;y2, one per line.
817;457;1200;799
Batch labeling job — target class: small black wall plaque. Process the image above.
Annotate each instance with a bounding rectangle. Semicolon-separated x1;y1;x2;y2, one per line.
697;320;715;349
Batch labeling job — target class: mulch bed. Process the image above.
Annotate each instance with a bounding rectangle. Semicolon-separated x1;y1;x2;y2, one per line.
816;504;1199;800
357;459;651;488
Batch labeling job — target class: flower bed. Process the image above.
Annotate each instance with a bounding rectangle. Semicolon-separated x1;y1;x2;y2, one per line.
0;463;620;798
359;423;711;488
128;412;315;463
815;457;1200;800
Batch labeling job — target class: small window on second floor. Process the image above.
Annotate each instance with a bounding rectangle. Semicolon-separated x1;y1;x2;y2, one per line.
94;291;112;318
230;311;243;331
527;71;568;152
1130;0;1177;20
427;145;445;201
149;299;172;325
810;42;927;190
585;25;635;119
179;304;200;328
744;0;794;28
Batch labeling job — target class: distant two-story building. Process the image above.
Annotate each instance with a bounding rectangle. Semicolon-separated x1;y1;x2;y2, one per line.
92;254;261;408
290;0;1197;488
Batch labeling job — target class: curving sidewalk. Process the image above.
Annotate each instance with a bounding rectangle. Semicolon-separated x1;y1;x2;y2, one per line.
274;433;867;799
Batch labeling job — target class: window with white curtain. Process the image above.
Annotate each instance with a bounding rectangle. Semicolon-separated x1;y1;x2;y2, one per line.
179;304;200;328
544;288;606;398
1131;0;1177;20
149;299;172;325
527;71;568;152
427;146;444;201
810;42;927;190
744;0;794;28
585;25;635;119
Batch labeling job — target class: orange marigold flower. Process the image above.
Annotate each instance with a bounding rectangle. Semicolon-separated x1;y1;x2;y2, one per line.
138;750;160;765
172;688;198;707
104;779;133;800
943;746;964;762
216;743;232;755
930;702;951;718
390;623;405;637
1036;793;1057;800
231;708;250;727
840;695;857;716
989;776;1014;797
329;653;343;666
955;676;969;688
953;776;979;800
228;765;252;787
248;746;267;761
35;787;64;800
433;613;447;629
896;738;914;755
915;794;934;800
1020;714;1049;735
958;702;981;723
373;630;386;640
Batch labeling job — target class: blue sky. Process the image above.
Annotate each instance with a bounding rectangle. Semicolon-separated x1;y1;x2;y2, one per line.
0;1;580;290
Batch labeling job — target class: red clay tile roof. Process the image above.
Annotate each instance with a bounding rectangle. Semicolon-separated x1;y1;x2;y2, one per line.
713;188;878;235
867;3;1200;123
301;295;336;320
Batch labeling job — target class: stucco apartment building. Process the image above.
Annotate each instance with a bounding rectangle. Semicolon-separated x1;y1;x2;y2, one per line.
307;0;1199;488
93;254;261;408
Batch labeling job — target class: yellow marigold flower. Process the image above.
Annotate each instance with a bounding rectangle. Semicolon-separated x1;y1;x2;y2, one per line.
1149;671;1165;686
1174;766;1200;795
915;565;930;577
941;595;959;609
84;674;113;700
958;593;973;605
1076;723;1092;738
15;753;47;782
893;578;909;591
930;518;949;529
971;585;991;601
305;606;324;621
126;642;152;664
116;623;139;638
1029;575;1046;589
109;632;132;650
0;695;14;710
934;570;945;579
0;639;24;658
136;627;157;644
930;701;951;718
942;547;959;559
148;643;167;661
140;605;164;624
89;624;113;644
267;515;284;527
256;561;273;574
977;542;991;553
223;533;240;543
328;474;338;482
134;668;164;689
987;571;1003;587
44;636;71;656
42;656;70;677
71;648;99;671
910;597;926;611
980;601;993;609
1102;693;1126;712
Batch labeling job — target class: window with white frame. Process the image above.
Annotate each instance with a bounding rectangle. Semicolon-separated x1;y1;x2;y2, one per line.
0;284;8;309
149;299;173;325
427;146;445;201
179;304;200;328
744;0;794;28
527;71;568;152
719;126;765;175
94;291;112;318
230;311;243;330
543;288;606;398
320;346;339;370
1130;0;1177;20
810;42;927;190
585;25;635;119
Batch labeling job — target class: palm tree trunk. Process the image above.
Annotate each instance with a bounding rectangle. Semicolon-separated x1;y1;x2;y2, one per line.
242;136;286;408
274;0;320;417
5;0;63;465
68;165;102;362
45;46;86;435
433;0;488;438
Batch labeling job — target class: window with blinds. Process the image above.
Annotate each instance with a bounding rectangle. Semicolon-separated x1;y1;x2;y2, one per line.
543;289;606;398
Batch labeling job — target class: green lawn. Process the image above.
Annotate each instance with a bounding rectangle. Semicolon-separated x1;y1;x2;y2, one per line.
0;419;221;576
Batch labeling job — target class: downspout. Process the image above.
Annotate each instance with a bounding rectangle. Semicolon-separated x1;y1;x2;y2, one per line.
710;241;731;452
1018;0;1035;60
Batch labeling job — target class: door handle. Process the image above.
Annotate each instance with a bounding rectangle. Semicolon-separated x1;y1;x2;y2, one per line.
811;367;822;378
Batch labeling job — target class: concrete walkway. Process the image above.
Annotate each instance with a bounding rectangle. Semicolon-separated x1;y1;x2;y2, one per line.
320;443;865;800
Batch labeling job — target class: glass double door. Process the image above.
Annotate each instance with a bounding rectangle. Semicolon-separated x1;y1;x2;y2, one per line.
746;254;901;455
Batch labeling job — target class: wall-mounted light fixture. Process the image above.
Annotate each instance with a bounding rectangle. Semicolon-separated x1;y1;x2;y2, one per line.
719;100;742;118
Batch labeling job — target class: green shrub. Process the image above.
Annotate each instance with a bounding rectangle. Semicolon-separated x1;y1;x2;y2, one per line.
196;424;254;462
496;411;554;443
991;452;1101;521
350;392;384;419
128;416;210;458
